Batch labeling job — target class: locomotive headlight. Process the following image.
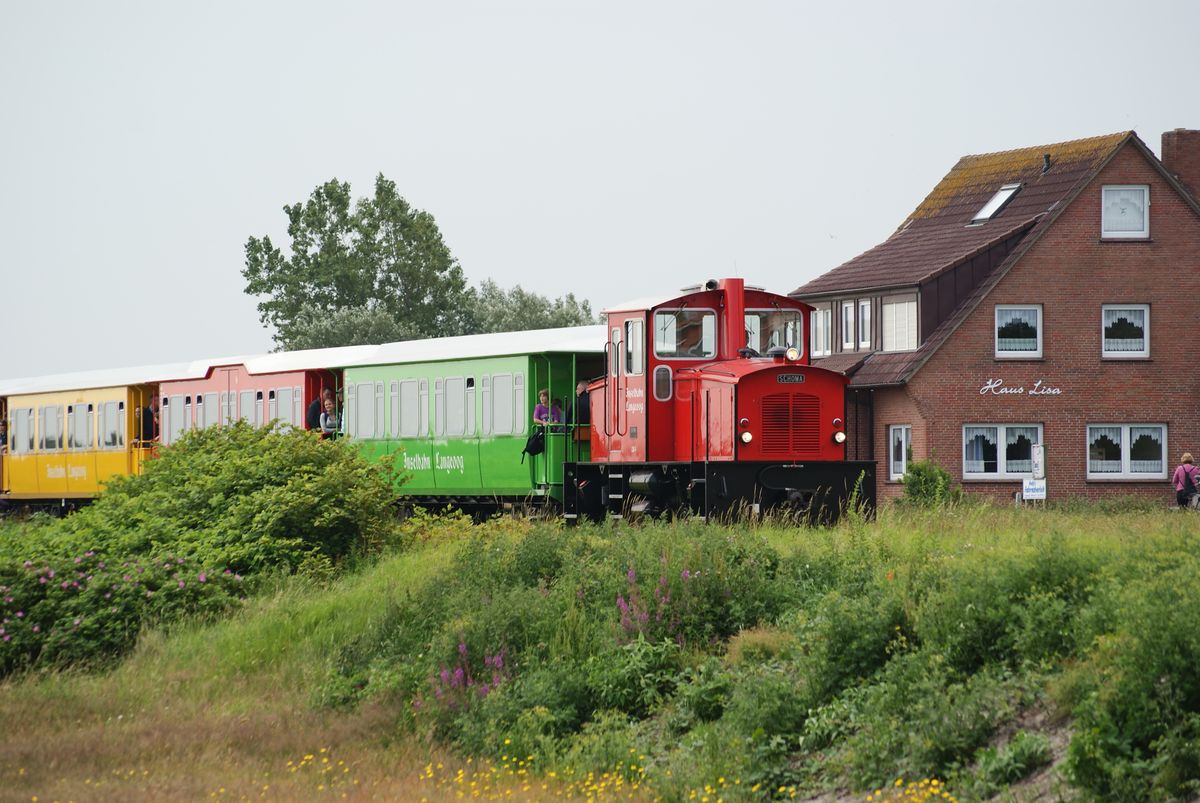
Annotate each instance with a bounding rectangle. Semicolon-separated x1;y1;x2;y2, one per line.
785;347;800;362
833;431;847;444
740;431;753;444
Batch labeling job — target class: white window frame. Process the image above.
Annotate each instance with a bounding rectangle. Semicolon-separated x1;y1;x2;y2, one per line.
1101;185;1150;240
841;301;855;350
889;424;912;481
653;308;718;360
994;304;1043;360
1101;304;1150;359
1086;423;1167;480
971;183;1022;224
858;299;871;349
962;423;1043;481
810;305;832;357
881;295;917;353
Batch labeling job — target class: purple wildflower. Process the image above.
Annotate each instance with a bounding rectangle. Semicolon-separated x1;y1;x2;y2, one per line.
453;667;465;686
198;573;207;583
23;560;32;569
32;625;40;634
681;569;691;581
627;567;637;583
458;641;468;658
178;580;186;588
38;577;47;585
74;557;82;564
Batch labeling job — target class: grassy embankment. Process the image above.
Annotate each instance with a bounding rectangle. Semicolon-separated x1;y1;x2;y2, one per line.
3;502;1199;802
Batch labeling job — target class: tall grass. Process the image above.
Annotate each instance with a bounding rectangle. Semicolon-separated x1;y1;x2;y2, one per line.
2;503;1199;801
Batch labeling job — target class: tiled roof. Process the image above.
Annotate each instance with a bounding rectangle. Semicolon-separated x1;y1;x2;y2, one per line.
793;132;1131;297
811;352;871;375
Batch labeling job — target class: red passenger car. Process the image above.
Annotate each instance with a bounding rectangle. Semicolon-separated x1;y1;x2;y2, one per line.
154;348;374;443
565;278;875;521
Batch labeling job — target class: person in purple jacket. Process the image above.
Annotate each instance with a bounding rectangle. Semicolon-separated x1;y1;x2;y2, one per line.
1172;452;1200;508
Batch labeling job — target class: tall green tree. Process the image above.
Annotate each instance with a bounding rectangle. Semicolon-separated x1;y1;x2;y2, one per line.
464;279;600;334
242;175;472;350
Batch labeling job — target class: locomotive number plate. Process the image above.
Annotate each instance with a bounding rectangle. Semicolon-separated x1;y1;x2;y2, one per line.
776;374;805;384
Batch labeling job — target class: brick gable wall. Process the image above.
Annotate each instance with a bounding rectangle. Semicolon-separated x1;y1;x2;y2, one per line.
884;143;1200;503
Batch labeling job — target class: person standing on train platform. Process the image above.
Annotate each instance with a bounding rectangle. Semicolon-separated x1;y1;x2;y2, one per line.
567;379;590;441
1172;452;1200;508
320;396;340;439
308;388;333;431
533;389;561;429
140;396;160;443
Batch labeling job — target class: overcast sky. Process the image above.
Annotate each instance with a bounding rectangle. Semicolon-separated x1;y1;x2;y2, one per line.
2;0;1197;380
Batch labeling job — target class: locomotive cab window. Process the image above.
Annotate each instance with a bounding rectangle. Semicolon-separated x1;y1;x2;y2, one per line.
745;309;804;355
654;309;716;359
625;320;644;375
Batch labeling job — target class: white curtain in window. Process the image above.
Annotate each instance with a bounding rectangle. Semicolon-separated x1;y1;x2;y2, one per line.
1004;426;1038;473
1130;426;1164;474
1103;308;1146;352
964;426;998;474
1088;426;1122;474
996;308;1038;352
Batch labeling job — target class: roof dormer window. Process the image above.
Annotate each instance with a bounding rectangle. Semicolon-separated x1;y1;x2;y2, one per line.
970;183;1022;224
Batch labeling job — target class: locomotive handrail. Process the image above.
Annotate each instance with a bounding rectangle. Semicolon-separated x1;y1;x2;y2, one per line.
615;336;627;437
602;341;614;437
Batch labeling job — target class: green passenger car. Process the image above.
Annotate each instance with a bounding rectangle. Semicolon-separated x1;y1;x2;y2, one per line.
340;327;604;509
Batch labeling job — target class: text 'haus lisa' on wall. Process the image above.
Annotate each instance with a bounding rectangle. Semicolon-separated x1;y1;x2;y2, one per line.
792;129;1200;501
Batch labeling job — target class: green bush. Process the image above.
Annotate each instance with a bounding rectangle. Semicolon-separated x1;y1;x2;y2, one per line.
1066;560;1200;801
0;423;402;673
899;459;962;507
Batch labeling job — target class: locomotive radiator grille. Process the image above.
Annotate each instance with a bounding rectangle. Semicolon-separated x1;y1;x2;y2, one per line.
761;393;820;453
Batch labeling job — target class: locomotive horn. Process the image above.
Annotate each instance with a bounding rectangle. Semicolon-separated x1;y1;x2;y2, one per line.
704;279;719;291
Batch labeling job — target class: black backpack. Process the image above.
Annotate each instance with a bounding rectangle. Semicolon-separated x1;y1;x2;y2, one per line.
521;428;546;463
1185;467;1198;498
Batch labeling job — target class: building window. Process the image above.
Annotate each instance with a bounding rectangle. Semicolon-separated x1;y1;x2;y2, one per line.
841;301;855;349
881;296;917;352
963;424;1042;480
995;305;1042;359
1101;185;1149;239
810;306;832;357
970;183;1022;224
1102;304;1149;358
1087;424;1166;479
858;299;871;349
889;425;911;480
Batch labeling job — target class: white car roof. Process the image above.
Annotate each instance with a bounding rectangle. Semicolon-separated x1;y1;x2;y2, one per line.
0;326;606;397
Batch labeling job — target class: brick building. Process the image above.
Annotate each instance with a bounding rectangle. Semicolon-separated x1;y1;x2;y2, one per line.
793;129;1200;502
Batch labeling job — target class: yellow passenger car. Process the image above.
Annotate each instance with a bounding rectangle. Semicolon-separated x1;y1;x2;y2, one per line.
2;384;158;502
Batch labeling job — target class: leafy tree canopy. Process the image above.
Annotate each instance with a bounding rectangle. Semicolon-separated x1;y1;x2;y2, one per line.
244;175;600;350
243;175;472;350
465;279;599;334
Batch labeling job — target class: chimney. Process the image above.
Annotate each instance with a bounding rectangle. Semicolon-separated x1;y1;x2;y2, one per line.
1161;129;1200;201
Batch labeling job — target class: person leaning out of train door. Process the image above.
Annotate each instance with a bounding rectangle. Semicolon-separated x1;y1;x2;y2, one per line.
0;415;7;453
140;396;160;444
319;396;340;440
567;380;590;441
1172;452;1200;508
308;388;334;431
533;389;562;431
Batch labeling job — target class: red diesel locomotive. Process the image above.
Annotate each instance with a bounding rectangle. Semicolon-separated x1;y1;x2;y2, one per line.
565;278;875;522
